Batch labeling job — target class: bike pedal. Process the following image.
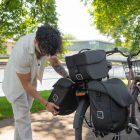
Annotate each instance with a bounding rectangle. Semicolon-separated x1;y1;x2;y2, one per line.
128;123;139;130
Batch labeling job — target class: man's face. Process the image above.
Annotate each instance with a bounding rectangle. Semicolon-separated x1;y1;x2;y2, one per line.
34;39;48;58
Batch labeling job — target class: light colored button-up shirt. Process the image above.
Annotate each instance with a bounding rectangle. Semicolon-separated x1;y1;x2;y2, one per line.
2;33;46;103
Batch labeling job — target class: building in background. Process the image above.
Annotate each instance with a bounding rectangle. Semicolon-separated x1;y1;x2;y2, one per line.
5;39;114;55
68;40;114;53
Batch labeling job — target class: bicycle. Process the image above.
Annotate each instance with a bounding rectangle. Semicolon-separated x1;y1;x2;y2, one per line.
73;48;140;140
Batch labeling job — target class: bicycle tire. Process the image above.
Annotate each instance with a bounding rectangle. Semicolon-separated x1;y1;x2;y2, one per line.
74;97;90;140
131;88;140;135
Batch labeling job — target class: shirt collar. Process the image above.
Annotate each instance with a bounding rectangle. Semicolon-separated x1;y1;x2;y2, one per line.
29;33;36;54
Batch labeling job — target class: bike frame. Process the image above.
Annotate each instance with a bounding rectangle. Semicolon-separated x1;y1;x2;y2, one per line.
107;48;140;133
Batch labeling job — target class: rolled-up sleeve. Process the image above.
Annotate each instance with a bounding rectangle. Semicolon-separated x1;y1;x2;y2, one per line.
13;46;31;74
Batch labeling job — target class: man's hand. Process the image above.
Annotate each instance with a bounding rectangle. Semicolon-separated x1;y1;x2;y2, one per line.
46;102;59;116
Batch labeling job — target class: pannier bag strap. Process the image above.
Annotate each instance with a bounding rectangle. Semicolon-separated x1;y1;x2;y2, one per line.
75;48;91;80
79;48;91;53
72;56;84;80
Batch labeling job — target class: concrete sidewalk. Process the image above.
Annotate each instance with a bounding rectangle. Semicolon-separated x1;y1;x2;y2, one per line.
0;110;140;140
0;111;75;140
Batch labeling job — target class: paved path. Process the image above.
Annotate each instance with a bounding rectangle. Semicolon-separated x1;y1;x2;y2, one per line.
0;111;140;140
0;111;75;140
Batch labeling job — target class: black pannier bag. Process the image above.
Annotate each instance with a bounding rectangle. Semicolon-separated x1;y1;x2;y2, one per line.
87;78;134;134
65;49;110;81
48;78;78;115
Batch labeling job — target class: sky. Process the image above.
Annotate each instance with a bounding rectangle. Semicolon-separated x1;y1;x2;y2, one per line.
55;0;113;42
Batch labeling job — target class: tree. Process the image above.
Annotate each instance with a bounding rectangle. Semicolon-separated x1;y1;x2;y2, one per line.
86;0;140;52
63;34;76;41
0;0;58;54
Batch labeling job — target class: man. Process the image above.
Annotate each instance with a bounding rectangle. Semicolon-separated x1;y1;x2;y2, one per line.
2;24;69;140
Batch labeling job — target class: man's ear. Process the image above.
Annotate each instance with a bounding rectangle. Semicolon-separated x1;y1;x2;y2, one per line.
34;38;41;54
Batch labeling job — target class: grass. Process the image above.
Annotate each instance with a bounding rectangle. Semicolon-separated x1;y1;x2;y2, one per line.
0;59;8;62
122;78;128;85
0;90;51;120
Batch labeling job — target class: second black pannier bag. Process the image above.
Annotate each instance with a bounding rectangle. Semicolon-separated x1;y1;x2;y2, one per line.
87;78;134;134
48;78;78;115
65;49;110;81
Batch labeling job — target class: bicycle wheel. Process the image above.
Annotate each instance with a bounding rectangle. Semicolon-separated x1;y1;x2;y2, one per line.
131;88;140;135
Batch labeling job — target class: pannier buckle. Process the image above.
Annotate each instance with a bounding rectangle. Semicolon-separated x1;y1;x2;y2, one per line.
53;94;59;102
97;111;104;119
76;74;83;80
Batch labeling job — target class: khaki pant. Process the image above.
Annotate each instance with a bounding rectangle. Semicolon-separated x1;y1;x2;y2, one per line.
11;93;33;140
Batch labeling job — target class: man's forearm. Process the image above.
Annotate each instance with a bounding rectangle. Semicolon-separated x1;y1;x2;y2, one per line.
48;55;69;78
24;83;47;106
52;64;69;78
16;72;48;106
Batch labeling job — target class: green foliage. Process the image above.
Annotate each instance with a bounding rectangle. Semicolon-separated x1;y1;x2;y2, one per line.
63;34;76;40
0;38;7;54
55;34;74;61
0;90;51;120
30;90;51;113
61;34;74;54
0;0;58;54
0;96;13;120
85;0;140;52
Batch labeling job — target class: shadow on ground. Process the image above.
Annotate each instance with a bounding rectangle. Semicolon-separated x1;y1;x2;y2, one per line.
0;110;140;140
31;111;75;140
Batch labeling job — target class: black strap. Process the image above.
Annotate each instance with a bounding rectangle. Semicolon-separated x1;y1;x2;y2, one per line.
79;48;91;53
73;56;83;80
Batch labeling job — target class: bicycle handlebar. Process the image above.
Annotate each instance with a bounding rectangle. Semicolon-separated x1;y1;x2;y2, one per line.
106;48;140;59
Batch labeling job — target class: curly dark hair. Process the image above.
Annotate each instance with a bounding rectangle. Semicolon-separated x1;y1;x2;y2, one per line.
36;24;62;56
